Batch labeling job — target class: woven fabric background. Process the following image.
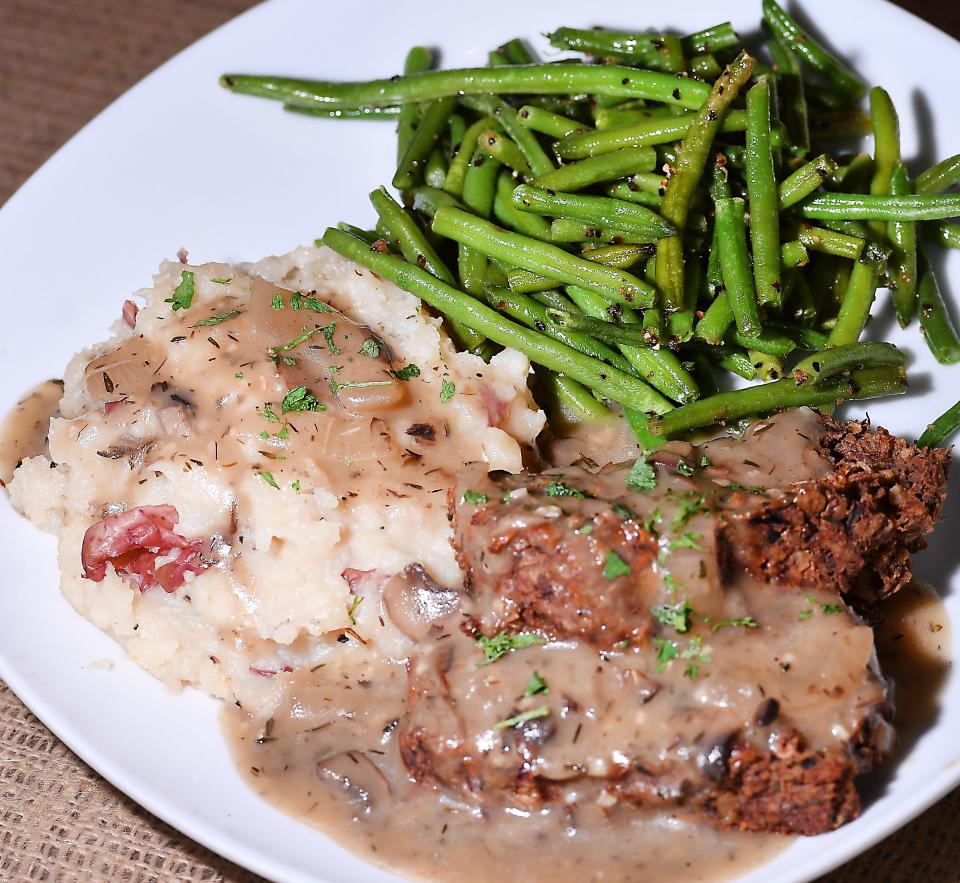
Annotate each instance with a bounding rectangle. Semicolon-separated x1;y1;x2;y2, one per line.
1;1;958;881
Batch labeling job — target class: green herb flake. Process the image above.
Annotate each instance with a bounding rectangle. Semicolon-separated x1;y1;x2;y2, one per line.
612;503;636;520
671;491;708;529
462;489;489;505
258;403;281;423
476;631;546;666
440;379;456;403
291;480;301;492
394;363;421;381
545;480;585;499
669;532;703;552
712;616;759;632
626;454;657;492
289;292;303;311
653;637;679;671
305;296;331;313
268;326;322;357
493;705;550;731
281;386;324;414
165;270;195;311
675;459;695;477
681;635;711;679
360;338;381;358
192;310;240;328
651;600;694;633
270;294;285;311
699;455;711;468
235;372;244;380
259;471;279;490
211;277;232;284
798;609;814;621
320;324;342;355
524;671;549;697
602;550;631;581
346;595;363;625
282;356;297;366
820;603;844;615
259;431;270;440
276;426;289;440
577;522;595;536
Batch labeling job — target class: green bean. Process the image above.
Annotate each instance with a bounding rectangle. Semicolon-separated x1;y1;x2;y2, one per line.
443;115;497;197
425;147;448;188
689;54;722;80
484;286;634;372
471;97;555;178
766;34;809;157
718;350;759;381
537;368;611;425
284;103;400;119
796;225;864;259
792;341;905;385
511;185;675;238
369;186;485;350
761;0;866;99
781;240;809;268
917;399;960;448
682;23;740;55
531;147;657;192
499;38;535;65
767;321;829;350
432;206;655;307
849;366;909;400
916;153;960;195
518;105;590;139
642;308;665;346
487;48;510;67
546;28;685;72
546;308;653;348
593;106;675;130
607;182;662;209
657;51;755;312
411;185;464;218
492;171;553;240
549;218;666;246
507;244;651;292
649;376;849;436
323;227;672;413
869;87;901;200
778;154;838;209
745;77;782;306
798;193;960;221
809;109;873;141
729;328;796;358
917;243;960;364
690;353;720;399
334;222;377;244
459;155;499;296
815;217;873;240
221;65;712;111
397;47;433;163
394;96;458;190
888;162;918;327
696;290;733;345
933;222;960;250
478;130;532;176
565;286;700;403
555;110;748;160
714;197;760;336
827;242;889;346
747;350;785;382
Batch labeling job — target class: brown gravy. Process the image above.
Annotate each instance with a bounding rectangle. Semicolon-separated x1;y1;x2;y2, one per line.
0;379;62;485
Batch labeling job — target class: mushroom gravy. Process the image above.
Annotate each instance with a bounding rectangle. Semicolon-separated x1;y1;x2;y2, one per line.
222;409;949;882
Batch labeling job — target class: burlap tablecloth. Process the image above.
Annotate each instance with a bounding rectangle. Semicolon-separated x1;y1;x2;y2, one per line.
2;2;959;880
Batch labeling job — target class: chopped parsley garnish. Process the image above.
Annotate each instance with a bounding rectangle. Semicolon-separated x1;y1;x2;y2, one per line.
651;600;694;633
259;431;270;440
360;338;381;358
276;426;289;440
476;631;546;666
289;291;332;313
653;637;679;671
393;363;421;381
524;671;549;697
235;371;244;379
282;356;297;366
291;480;301;492
712;616;759;632
462;489;488;505
654;635;711;677
192;310;240;328
258;403;281;423
601;550;631;580
699;455;711;468
210;277;232;284
165;270;195;311
440;379;456;403
798;608;814;621
281;386;324;414
268;325;323;357
675;459;695;477
346;595;363;625
270;294;284;310
545;480;585;499
493;706;550;731
259;471;279;490
671;491;708;529
625;454;657;492
669;532;703;552
577;522;594;536
821;603;843;614
320;323;341;355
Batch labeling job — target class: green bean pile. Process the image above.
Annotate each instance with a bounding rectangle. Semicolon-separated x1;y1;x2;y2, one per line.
221;0;960;446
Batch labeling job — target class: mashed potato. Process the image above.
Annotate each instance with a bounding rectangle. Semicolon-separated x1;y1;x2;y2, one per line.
8;246;544;714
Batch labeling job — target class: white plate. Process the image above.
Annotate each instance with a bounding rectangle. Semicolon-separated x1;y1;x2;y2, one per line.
1;1;959;880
